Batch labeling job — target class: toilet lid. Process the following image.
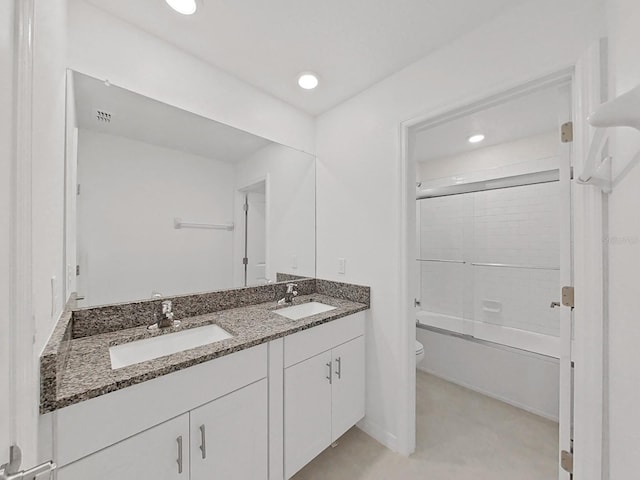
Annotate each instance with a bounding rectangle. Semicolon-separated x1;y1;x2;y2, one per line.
415;341;424;354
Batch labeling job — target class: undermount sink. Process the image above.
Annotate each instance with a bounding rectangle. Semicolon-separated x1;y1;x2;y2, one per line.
109;324;233;370
273;301;337;320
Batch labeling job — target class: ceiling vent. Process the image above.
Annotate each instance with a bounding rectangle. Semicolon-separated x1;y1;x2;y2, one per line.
96;110;112;124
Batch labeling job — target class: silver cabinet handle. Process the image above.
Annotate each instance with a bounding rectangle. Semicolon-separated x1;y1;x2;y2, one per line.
176;436;183;474
326;361;332;384
199;424;207;459
335;357;342;379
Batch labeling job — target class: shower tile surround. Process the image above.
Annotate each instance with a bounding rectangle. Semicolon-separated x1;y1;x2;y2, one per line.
418;182;561;337
40;278;370;413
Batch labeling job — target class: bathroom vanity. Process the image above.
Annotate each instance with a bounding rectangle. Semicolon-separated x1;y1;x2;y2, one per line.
40;279;369;480
41;69;369;480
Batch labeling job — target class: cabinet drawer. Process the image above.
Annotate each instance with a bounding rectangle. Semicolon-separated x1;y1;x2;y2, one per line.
284;312;365;368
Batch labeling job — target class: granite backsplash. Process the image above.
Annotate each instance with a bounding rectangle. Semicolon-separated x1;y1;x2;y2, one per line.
67;277;368;340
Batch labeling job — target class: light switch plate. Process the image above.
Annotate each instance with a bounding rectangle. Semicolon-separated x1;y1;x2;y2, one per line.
338;258;346;275
67;264;73;291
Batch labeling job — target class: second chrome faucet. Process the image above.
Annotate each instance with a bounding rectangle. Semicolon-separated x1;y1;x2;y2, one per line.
148;296;181;330
278;283;298;305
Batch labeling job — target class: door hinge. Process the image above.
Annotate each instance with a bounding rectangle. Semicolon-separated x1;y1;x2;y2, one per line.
77;184;81;195
561;122;574;143
562;286;575;308
414;299;421;307
76;265;80;276
561;450;574;474
243;202;248;212
242;257;248;265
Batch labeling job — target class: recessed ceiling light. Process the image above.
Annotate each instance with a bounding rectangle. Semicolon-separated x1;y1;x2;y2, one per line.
165;0;197;15
298;73;319;90
468;134;485;144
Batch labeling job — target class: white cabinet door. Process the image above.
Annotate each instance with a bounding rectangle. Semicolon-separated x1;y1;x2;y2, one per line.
57;414;189;480
190;379;268;480
331;336;365;442
284;350;332;479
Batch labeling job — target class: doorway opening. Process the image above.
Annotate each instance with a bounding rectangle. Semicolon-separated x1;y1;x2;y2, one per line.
239;180;267;287
406;73;574;479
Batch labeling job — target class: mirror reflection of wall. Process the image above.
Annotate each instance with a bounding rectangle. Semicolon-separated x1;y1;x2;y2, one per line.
66;71;315;307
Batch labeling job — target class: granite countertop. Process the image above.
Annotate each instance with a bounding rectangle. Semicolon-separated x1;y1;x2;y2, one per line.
43;293;368;413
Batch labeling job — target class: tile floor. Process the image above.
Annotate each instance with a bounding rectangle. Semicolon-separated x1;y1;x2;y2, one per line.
293;370;559;479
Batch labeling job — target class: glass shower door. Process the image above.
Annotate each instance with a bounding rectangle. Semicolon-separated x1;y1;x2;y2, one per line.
416;193;472;335
469;181;561;357
416;173;562;358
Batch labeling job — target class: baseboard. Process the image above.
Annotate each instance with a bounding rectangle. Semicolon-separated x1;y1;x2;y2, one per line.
356;417;400;453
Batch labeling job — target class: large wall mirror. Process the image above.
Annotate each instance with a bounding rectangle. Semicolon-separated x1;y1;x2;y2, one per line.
65;71;316;308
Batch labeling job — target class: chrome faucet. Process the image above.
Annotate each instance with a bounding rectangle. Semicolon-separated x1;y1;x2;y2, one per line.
278;283;298;305
158;300;174;327
149;297;179;330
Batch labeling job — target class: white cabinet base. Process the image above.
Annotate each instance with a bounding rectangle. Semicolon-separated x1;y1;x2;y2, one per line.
54;312;366;480
283;313;366;479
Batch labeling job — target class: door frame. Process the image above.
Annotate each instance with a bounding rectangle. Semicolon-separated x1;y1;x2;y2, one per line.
398;59;605;477
571;40;608;480
6;0;39;469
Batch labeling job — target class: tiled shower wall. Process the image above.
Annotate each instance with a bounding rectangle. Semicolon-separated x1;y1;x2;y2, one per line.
418;181;560;339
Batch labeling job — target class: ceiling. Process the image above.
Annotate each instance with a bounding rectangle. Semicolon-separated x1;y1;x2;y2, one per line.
74;71;273;161
413;85;562;163
85;0;523;116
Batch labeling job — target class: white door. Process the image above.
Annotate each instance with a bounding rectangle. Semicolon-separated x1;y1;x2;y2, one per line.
246;191;267;285
569;41;607;480
331;336;365;443
190;379;268;480
284;350;332;479
57;414;190;480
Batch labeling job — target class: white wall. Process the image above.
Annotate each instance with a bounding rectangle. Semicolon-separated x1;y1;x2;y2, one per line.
0;0;14;462
604;0;640;477
234;144;316;284
32;0;68;355
67;0;315;155
77;130;236;306
417;131;558;181
316;0;603;453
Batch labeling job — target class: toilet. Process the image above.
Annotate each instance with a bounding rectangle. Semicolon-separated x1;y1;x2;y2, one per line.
415;341;425;365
